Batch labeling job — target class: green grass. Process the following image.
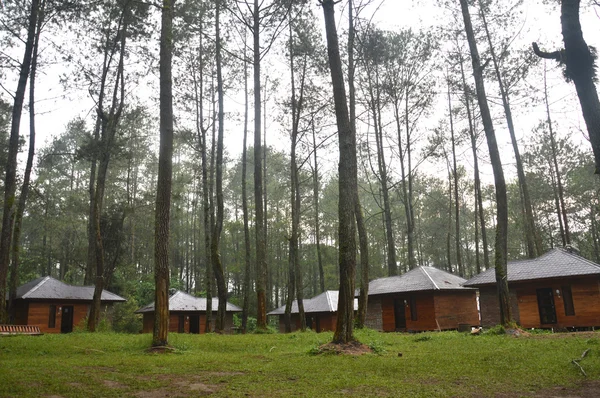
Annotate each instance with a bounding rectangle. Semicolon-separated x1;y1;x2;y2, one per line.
0;329;598;397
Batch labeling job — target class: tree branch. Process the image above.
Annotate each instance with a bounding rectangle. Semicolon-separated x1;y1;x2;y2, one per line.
532;42;563;62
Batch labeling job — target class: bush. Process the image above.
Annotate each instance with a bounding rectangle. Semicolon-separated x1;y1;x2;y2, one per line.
112;300;142;334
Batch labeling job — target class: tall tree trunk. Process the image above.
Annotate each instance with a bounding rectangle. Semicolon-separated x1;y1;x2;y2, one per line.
349;0;369;328
321;0;357;344
0;0;39;324
368;71;396;277
448;78;463;277
88;9;127;332
311;125;325;293
543;66;570;246
153;0;175;347
287;24;306;332
212;0;227;333
253;0;268;330
459;0;511;325
241;34;252;334
7;0;45;322
458;52;490;272
479;2;540;257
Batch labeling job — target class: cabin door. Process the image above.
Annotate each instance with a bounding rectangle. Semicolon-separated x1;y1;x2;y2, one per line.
61;306;74;333
536;288;557;324
394;298;406;330
189;315;200;334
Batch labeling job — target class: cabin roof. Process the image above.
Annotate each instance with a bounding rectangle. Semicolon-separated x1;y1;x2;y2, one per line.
135;290;242;313
366;266;473;296
11;276;126;302
463;248;600;287
267;290;358;315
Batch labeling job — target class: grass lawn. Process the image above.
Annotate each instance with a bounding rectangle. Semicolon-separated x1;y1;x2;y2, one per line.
0;329;598;397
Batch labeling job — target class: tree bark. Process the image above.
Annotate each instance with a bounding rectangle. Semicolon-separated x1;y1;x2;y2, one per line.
311;126;325;293
211;0;227;333
8;0;45;322
457;49;489;272
448;79;463;276
153;0;175;347
349;0;369;328
253;0;268;330
241;33;252;334
0;0;39;324
459;0;512;325
321;0;357;344
88;7;128;332
532;1;600;174
479;1;540;258
544;66;571;246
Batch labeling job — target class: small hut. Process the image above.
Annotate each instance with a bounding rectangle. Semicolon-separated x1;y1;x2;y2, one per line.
268;290;357;333
464;247;600;329
136;290;242;334
7;276;125;333
364;267;479;332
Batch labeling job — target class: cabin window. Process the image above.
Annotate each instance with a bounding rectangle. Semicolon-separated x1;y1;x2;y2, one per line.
178;315;185;333
410;297;418;321
562;286;575;316
48;305;56;328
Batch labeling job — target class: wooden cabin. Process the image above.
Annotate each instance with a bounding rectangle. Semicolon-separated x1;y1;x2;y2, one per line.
7;276;125;333
464;247;600;329
364;267;479;332
136;290;242;334
268;290;357;333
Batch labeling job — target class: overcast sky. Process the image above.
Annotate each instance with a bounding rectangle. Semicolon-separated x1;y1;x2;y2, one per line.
4;0;599;182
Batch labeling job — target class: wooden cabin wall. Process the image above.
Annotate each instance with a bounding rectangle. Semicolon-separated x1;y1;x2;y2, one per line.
433;291;480;329
365;297;383;331
405;293;437;331
26;301;89;333
515;278;600;328
144;312;236;334
478;288;520;327
14;301;28;325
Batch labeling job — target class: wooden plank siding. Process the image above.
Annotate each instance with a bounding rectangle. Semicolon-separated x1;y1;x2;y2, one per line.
23;301;112;334
277;313;337;333
433;291;480;330
141;312;235;334
478;277;600;328
369;291;479;332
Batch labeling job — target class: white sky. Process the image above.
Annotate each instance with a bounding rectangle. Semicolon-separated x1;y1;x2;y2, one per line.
3;0;599;183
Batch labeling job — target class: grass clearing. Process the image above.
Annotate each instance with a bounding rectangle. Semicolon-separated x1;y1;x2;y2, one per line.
0;329;598;397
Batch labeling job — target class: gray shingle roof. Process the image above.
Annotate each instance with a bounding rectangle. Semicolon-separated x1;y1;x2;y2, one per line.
135;290;242;313
12;276;126;302
366;266;473;296
463;248;600;287
267;290;358;315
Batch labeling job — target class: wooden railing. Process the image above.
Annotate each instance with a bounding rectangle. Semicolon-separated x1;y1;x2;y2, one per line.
0;325;42;336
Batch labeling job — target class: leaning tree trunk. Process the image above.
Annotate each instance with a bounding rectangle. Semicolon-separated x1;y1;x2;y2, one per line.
321;0;357;344
8;0;45;322
459;0;512;325
153;0;175;347
479;1;540;258
457;51;490;272
0;0;39;324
